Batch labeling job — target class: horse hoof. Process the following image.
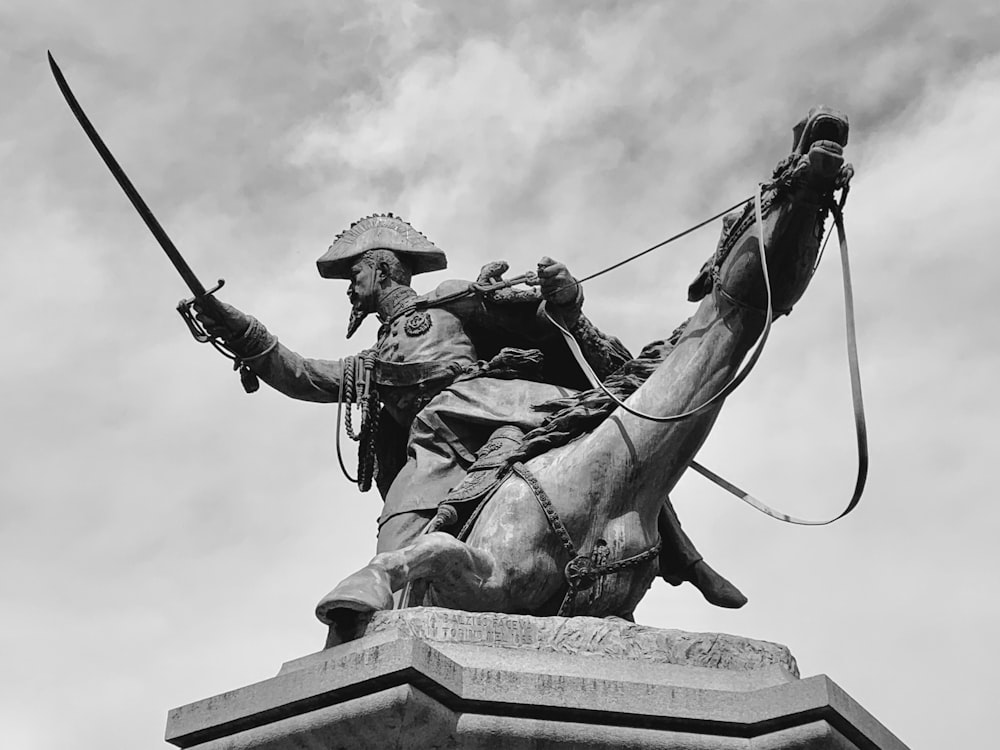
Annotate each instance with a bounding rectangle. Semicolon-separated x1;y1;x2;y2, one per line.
323;609;376;648
315;566;394;626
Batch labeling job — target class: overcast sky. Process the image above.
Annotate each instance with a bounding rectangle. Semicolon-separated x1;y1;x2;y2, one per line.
2;2;999;747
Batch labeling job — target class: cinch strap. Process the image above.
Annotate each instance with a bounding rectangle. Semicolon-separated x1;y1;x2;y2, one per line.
511;461;660;616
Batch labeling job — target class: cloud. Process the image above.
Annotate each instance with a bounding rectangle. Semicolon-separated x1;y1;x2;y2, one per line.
3;2;1000;749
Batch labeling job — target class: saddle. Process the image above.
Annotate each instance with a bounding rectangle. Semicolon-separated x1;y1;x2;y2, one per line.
443;425;526;540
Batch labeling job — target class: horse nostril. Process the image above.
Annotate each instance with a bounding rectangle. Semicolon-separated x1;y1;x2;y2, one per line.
808;145;844;176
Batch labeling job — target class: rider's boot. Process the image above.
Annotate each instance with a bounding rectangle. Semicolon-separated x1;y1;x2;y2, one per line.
443;425;526;509
684;560;748;609
655;503;747;609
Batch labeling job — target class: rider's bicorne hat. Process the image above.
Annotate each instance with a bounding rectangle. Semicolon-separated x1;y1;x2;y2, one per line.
316;213;447;279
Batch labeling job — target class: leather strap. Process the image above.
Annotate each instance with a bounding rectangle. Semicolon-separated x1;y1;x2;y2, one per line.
373;358;464;387
687;198;867;525
547;190;867;526
543;182;775;423
511;462;578;557
511;461;661;616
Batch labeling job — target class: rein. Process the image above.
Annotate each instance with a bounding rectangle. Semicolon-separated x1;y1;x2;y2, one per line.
544;182;774;424
546;185;868;526
337;177;867;527
686;198;867;526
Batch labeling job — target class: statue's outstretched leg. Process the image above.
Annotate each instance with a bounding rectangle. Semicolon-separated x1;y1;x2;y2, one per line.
316;532;500;646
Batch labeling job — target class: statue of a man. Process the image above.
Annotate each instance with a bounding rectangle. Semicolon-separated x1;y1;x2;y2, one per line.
196;214;745;608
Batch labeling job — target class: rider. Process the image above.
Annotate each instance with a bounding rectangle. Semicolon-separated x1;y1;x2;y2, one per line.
196;214;745;608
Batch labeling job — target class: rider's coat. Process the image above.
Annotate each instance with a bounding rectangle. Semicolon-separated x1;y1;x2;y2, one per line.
242;278;628;543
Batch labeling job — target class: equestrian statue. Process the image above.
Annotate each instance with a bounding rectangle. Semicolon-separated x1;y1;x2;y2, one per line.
300;106;854;643
46;57;853;646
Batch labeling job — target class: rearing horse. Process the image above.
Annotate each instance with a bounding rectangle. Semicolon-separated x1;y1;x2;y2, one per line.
318;107;852;641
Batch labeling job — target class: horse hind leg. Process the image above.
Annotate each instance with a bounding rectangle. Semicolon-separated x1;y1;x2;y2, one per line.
316;532;501;645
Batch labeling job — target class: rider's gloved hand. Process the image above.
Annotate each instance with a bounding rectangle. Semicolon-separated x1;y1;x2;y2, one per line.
194;297;252;342
538;256;584;323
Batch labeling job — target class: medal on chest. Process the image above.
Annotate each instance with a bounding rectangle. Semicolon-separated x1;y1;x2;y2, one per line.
403;310;432;337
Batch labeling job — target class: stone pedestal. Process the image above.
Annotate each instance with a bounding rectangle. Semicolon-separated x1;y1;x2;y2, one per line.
165;608;908;749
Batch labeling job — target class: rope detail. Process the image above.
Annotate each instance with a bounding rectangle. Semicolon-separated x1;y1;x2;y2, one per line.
336;350;379;492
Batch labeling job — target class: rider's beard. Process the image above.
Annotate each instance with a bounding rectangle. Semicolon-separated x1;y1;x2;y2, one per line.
346;270;378;339
346;304;368;339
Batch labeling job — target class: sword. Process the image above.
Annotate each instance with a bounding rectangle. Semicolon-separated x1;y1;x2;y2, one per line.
47;52;221;297
47;52;256;385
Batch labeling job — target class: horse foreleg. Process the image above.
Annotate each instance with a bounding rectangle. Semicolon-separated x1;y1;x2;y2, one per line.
315;532;503;645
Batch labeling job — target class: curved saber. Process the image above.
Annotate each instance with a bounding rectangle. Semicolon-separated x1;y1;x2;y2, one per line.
47;51;213;298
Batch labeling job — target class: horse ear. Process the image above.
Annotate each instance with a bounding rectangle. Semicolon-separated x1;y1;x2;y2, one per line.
689;208;744;303
790;116;807;153
688;261;713;302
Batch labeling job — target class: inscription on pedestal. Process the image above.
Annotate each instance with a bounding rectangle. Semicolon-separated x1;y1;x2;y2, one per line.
367;607;799;675
420;609;537;646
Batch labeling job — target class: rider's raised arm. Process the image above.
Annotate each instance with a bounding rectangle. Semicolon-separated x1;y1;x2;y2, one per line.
194;297;345;403
243;340;345;404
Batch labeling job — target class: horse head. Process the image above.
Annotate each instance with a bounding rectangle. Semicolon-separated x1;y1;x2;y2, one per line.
788;106;851;184
699;107;852;317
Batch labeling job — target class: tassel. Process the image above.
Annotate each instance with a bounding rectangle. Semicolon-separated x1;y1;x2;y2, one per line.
237;362;260;393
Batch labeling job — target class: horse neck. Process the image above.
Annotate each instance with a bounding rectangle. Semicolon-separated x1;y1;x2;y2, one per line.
568;187;827;523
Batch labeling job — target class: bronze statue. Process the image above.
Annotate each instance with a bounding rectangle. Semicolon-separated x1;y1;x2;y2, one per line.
49;55;854;646
193;214;747;614
301;107;853;643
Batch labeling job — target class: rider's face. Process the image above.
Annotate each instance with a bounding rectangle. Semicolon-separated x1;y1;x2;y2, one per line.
348;260;380;313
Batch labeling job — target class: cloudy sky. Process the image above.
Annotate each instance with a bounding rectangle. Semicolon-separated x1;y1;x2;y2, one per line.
2;1;998;747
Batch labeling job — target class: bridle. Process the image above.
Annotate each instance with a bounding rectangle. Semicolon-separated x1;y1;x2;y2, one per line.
352;169;867;528
544;181;867;526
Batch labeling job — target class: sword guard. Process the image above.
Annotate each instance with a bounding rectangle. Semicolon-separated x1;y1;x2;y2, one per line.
176;279;262;394
176;278;227;344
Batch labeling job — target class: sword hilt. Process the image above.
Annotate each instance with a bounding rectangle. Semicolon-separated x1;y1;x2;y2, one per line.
175;279;262;394
176;278;226;343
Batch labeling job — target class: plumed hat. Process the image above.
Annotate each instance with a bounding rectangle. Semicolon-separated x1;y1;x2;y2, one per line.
316;213;447;279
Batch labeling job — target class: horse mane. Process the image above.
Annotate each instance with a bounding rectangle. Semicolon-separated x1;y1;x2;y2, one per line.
509;203;754;464
509;318;692;464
